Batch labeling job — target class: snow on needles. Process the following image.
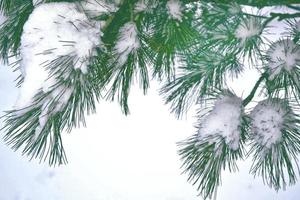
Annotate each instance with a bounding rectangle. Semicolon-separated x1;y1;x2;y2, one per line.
114;22;140;66
235;18;261;43
166;0;183;22
267;39;300;79
17;2;101;137
198;95;243;151
80;0;116;18
250;100;285;148
17;2;101;109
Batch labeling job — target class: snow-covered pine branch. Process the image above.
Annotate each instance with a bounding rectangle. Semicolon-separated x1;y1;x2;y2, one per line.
179;91;248;199
114;22;140;66
198;94;243;151
166;0;183;22
2;0;300;199
2;2;106;165
18;2;101;107
234;17;262;44
267;39;300;79
250;99;300;190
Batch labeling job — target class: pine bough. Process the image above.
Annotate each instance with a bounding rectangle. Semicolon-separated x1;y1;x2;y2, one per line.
1;0;300;199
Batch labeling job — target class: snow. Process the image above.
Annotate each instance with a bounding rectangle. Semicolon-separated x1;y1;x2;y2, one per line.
267;39;300;79
250;100;285;148
80;0;116;18
198;95;243;150
114;22;140;66
16;2;101;109
166;0;183;22
235;18;261;42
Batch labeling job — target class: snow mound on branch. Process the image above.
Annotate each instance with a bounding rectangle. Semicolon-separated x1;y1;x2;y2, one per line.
166;0;183;21
267;39;300;79
235;18;261;42
250;100;285;148
114;22;140;66
16;2;101;109
198;95;243;150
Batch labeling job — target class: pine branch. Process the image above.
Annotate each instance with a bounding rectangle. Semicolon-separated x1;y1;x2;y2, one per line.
179;91;249;199
161;49;242;117
242;72;268;107
2;54;103;165
0;0;33;62
249;99;300;190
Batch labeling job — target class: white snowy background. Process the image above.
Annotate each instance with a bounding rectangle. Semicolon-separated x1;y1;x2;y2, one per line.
1;5;300;200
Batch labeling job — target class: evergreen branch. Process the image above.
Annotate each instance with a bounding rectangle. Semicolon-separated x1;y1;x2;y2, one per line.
287;5;300;11
105;47;150;115
101;0;135;50
162;49;242;117
0;0;33;62
270;12;300;21
242;72;268;107
249;99;300;190
0;0;30;15
179;114;248;199
2;55;103;165
148;2;200;80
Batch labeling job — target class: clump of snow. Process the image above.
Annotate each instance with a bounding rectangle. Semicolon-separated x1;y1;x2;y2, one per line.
198;95;243;150
267;39;300;79
16;2;101;109
80;0;116;18
114;22;140;66
166;0;183;22
235;18;261;42
250;100;285;148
